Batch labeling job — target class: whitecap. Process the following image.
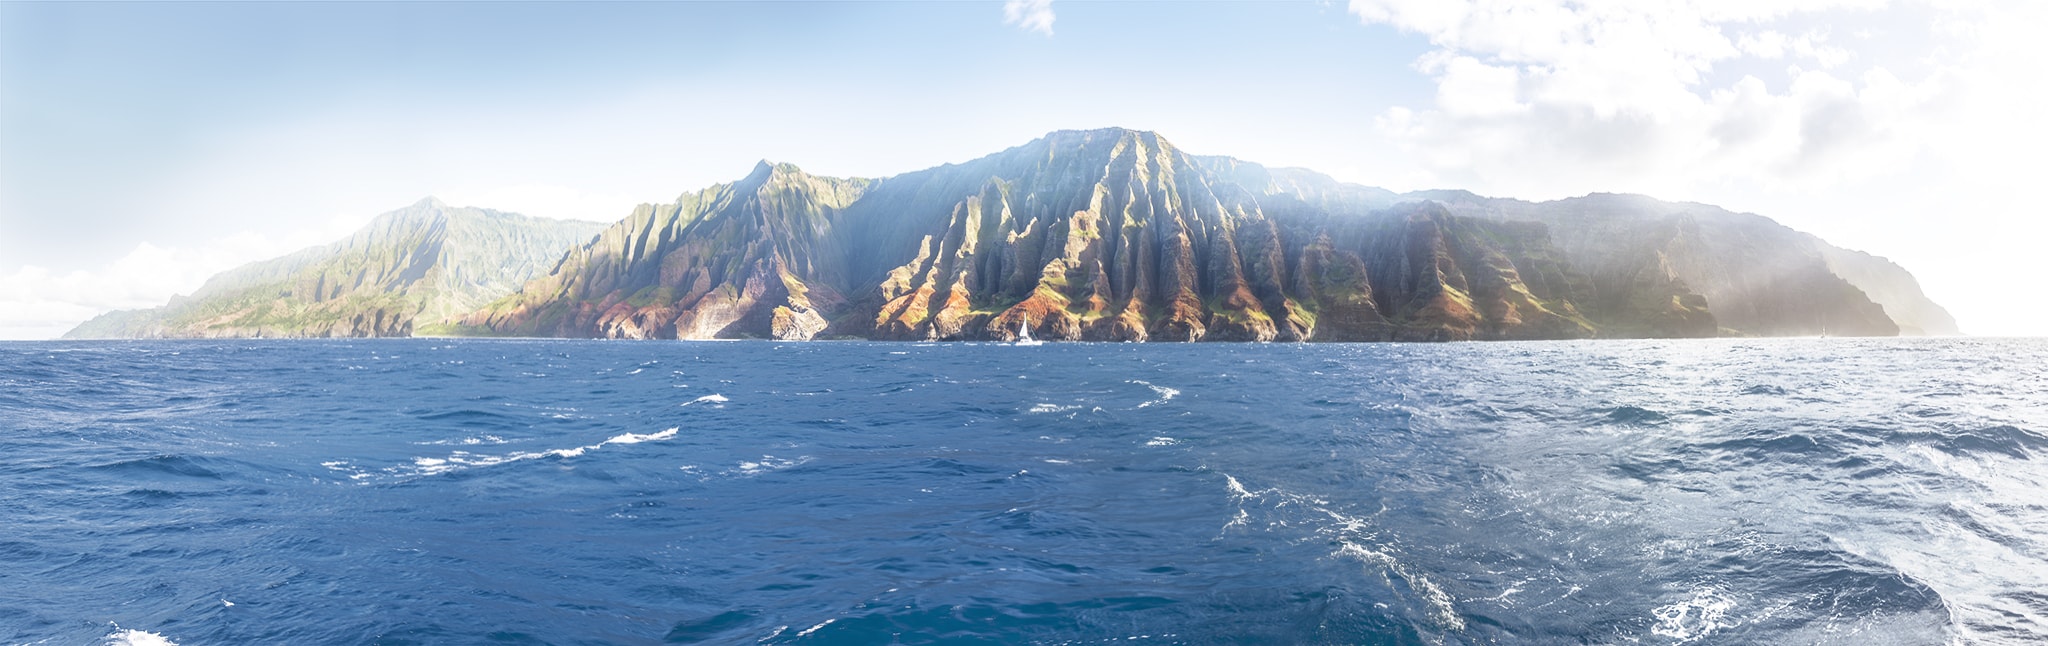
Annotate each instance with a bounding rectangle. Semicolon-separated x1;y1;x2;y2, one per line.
414;435;508;446
1335;542;1466;632
1650;587;1738;643
605;428;678;444
1223;508;1251;531
1027;403;1081;414
367;427;683;481
1220;473;1456;630
1146;436;1180;446
731;455;810;476
104;628;177;646
1128;380;1180;408
682;394;730;407
1224;474;1254;500
796;618;838;637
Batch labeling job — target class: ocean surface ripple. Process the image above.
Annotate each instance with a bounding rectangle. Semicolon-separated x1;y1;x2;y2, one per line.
4;338;2046;644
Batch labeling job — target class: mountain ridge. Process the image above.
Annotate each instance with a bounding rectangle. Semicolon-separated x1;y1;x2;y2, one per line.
65;128;1956;341
63;200;605;339
463;127;1950;341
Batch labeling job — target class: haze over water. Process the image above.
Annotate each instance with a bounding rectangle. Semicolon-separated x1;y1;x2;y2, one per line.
5;338;2046;644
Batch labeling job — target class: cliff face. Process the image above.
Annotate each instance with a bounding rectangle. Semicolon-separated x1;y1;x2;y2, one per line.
1404;192;1953;336
61;199;604;339
459;163;872;339
79;129;1947;342
1817;245;1960;336
468;129;1830;341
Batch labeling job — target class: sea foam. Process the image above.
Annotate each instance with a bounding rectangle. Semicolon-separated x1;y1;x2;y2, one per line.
1128;380;1180;408
104;629;176;646
1650;587;1738;643
331;427;684;481
683;394;730;407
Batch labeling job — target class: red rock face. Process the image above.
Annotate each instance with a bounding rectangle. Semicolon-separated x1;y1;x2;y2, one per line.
468;163;866;340
462;128;1926;342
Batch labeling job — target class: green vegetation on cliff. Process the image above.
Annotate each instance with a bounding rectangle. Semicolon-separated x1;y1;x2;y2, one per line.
72;129;1952;342
463;128;1951;341
63;198;604;339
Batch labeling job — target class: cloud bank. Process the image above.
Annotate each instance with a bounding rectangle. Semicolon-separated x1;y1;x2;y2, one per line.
0;230;354;339
1348;0;2048;335
1348;0;1954;198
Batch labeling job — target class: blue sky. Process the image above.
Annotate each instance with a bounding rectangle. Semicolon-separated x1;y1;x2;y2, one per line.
3;1;2044;337
0;1;1421;265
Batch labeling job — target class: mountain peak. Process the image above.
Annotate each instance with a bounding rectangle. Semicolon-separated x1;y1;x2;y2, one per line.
742;160;812;184
1048;126;1157;138
97;131;1945;343
1038;127;1169;147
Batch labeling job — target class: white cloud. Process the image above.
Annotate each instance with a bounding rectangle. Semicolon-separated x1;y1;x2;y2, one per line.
1431;56;1526;117
1738;31;1790;59
1004;0;1056;36
0;218;368;340
1347;0;2048;335
0;182;627;340
1343;0;1942;198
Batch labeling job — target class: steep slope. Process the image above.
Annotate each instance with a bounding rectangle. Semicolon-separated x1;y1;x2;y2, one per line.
459;163;872;339
63;198;603;338
1818;245;1960;335
1394;191;1950;336
470;129;1739;341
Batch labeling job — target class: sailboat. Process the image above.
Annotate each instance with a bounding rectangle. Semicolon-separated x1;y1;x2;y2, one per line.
1014;319;1044;346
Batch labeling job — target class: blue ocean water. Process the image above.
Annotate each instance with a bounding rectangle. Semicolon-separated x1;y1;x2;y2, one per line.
4;339;2047;645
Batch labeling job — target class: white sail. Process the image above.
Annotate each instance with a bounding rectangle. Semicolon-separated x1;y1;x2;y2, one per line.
1015;319;1043;346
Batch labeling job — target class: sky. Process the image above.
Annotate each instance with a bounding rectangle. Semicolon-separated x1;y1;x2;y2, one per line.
2;0;2044;339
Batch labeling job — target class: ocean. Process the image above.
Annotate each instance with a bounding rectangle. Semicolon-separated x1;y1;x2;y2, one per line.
3;338;2045;645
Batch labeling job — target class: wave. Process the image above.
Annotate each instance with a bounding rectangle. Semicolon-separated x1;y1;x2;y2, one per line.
1219;472;1463;633
88;455;226;480
1601;405;1668;426
1894;424;2048;460
326;427;681;482
412;434;509;446
682;394;730;407
104;628;177;646
408;408;522;423
1128;380;1179;408
730;455;810;477
1649;587;1738;643
16;337;2048;644
605;428;679;444
663;609;757;642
